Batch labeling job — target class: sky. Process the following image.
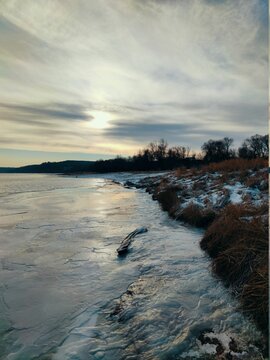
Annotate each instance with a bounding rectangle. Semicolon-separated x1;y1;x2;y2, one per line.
0;0;268;166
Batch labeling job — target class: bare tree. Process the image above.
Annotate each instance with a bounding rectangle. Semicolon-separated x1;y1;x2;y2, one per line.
202;137;234;162
238;134;268;158
147;139;168;161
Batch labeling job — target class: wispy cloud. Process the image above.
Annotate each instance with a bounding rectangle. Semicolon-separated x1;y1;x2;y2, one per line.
0;0;268;164
0;102;90;120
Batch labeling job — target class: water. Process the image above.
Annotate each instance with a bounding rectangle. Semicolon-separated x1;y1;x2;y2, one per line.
0;174;264;359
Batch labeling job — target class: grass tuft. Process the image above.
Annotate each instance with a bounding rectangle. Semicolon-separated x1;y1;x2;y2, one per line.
177;203;216;228
154;187;179;216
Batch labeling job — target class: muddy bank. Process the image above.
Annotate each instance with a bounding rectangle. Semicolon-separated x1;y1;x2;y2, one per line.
127;162;268;350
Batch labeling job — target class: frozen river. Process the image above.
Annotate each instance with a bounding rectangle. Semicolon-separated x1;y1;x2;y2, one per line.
0;174;264;359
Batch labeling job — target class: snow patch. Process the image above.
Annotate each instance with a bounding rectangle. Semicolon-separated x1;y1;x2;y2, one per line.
224;183;243;204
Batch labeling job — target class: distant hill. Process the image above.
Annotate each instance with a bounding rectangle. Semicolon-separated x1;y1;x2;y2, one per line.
0;160;94;174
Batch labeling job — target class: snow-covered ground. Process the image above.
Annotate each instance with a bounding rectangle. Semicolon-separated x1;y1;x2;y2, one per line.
136;168;268;215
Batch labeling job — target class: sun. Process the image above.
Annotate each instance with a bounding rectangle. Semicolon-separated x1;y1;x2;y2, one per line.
88;110;112;129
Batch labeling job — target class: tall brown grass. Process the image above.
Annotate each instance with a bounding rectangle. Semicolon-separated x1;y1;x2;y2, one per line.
200;204;269;335
154;187;180;216
177;203;216;228
175;158;268;178
201;158;268;173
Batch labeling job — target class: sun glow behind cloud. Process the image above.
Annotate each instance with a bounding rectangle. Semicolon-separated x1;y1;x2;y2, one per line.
87;110;113;130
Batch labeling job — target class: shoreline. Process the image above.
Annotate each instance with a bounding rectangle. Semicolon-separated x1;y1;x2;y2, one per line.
125;160;268;352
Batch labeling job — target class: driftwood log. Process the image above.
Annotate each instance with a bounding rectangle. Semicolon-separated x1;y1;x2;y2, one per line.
117;227;148;255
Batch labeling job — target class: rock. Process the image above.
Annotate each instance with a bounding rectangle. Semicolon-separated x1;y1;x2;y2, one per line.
197;330;248;359
198;329;224;353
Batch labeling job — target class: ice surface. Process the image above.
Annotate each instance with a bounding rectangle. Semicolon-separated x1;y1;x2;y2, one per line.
0;174;265;360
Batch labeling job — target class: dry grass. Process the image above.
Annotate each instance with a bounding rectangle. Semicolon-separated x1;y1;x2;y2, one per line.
192;180;207;191
175;167;194;178
175;158;268;179
200;203;269;335
244;171;268;191
201;158;268;173
201;204;268;255
245;176;261;188
177;203;216;228
154;187;180;216
153;187;216;227
241;263;268;333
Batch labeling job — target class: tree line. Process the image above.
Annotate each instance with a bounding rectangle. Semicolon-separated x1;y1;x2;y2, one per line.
91;134;268;173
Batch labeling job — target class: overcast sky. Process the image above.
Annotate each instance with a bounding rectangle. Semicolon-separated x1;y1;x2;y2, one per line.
0;0;268;166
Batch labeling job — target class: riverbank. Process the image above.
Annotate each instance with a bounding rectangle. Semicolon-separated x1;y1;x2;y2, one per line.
127;158;268;351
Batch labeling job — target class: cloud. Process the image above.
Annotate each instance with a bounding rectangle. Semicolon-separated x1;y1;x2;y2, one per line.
0;0;268;161
0;102;90;121
105;120;195;141
104;118;257;149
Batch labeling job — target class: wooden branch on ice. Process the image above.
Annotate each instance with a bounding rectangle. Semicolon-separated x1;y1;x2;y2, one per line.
117;227;148;255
